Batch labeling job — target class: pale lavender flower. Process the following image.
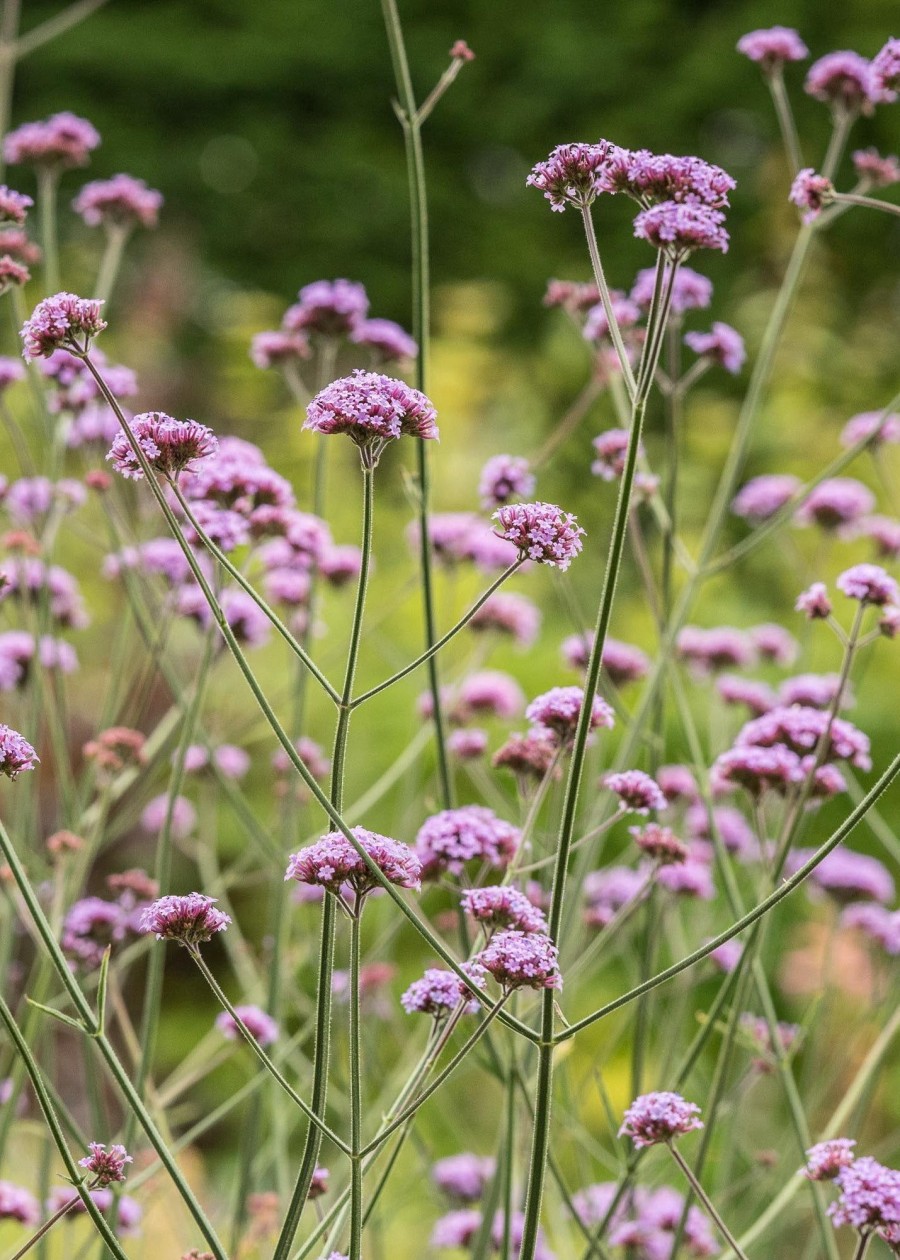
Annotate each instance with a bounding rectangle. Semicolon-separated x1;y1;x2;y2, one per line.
469;592;541;647
526;685;614;743
0;226;40;264
808;848;895;905
709;939;744;972
304;369;437;465
543;278;601;310
716;675;777;715
448;728;488;760
871;38;900;102
627;1185;719;1256
0;186;32;225
401;965;485;1017
779;673;846;710
805;52;876;112
658;764;699;803
73;174;162;229
46;1186;141;1235
0;558;88;628
630;823;689;865
657;859;716;900
215;1006;279;1046
461;884;549;933
570;1183;624;1231
309;1166;330;1199
829;1157;900;1231
619;1092;704;1147
802;1140;857;1181
737;26;809;69
880;605;900;639
736;705;870;770
604;769;667;814
631;264;712;313
319;544;363;587
836;563;899;606
0;724;38;778
852;147;900;186
492;500;584;569
676;625;754;674
684;322;746;373
601;149;734;207
140;893;231;946
264;567;311;608
562;631;650;684
633;201;729;256
0;1182;40;1225
841;410;900;447
841;903;900;955
107;412;218;480
4;112;100;168
430;1209;482;1248
220;588;271;648
284;278;369;336
415;806;520;878
453;670;526;722
20;292;106;360
432;1154;496;1203
750;623;799;666
713;744;804;796
732;473;801;522
272;735;330;780
62;896;129;968
582;292;641;342
0;255;29;290
250;329;310;369
4;475;85;523
490;1211;556;1260
477;928;561;990
526;141;612;211
591;427;643;480
789;168;835;222
0;355;25;390
478;453;535;508
583;866;646;927
796;582;833;619
285;827;422;896
349;317;417;363
492;728;560;781
857;516;900;561
141;794;196;838
79;1142;132;1186
684;804;756;859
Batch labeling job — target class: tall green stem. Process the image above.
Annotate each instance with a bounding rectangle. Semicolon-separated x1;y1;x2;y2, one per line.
94;223;129;304
667;1144;750;1260
348;904;364;1260
37;166;60;293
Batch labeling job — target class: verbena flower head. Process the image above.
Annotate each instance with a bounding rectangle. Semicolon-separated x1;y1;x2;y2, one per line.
717;674;777;716
416;805;520;878
448;728;488;760
250;329;310;369
736;705;871;770
349;317;417;364
751;622;799;665
20;293;106;360
583;865;646;928
852;148;900;187
79;1142;132;1187
432;1153;496;1203
829;1157;900;1231
4;112;100;168
796;581;833;620
401;965;485;1017
431;1209;483;1249
732;473;801;522
0;1181;40;1225
841;410;900;448
796;478;875;529
73;174;163;229
591;428;642;480
477;928;562;991
461;884;549;933
713;744;804;797
469;592;541;648
140;893;231;948
454;670;525;721
841;903;900;955
308;1166;330;1199
286;827;421;897
284;278;368;336
215;1005;279;1046
140;793;197;838
304;369;438;467
836;563;900;606
492;501;584;569
0;723;38;778
802;1139;857;1181
684;321;746;373
600;147;734;206
871;37;900;102
676;625;754;674
630;823;689;865
526;685;614;744
619;1092;704;1147
631;264;712;313
737;26;809;70
492;728;560;782
478;454;536;508
107;412;219;480
582;292;641;343
0;186;31;228
604;769;667;813
789;169;835;222
808;848;895;905
526;141;612;211
633;201;729;257
805;51;876;113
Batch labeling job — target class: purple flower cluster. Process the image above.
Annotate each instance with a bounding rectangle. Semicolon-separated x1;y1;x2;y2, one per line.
415;806;520;878
477;928;561;991
852;148;900;187
469;592;541;648
0;723;38;778
432;1153;496;1203
828;1157;900;1232
525;685;615;744
591;427;643;480
401;965;485;1017
0;186;32;226
46;1186;141;1234
0;1181;40;1225
631;264;712;313
737;26;809;70
304;369;438;466
349;318;417;364
215;1005;279;1046
526;141;613;211
20;293;106;360
871;37;900;102
4;112;100;168
461;885;549;933
619;1091;704;1147
492;501;584;569
562;631;650;685
735;705;871;770
805;51;876;113
285;827;422;897
633;201;729;257
107;412;219;480
684;321;746;373
79;1142;132;1187
478;454;536;508
676;625;754;674
732;474;801;522
604;769;667;814
492;728;560;782
789;169;835;222
630;823;689;865
836;563;899;606
802;1139;857;1181
583;865;648;927
284;278;369;336
139;893;231;948
841;410;900;448
73;174;163;229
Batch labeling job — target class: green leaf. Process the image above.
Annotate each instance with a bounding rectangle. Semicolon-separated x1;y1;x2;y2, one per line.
95;946;111;1034
25;997;87;1033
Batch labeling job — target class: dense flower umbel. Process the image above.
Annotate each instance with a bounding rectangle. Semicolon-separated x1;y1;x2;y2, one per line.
737;26;809;69
789;169;835;222
0;724;38;778
604;770;667;814
0;186;32;225
633;202;729;256
492;728;560;781
78;1142;132;1187
871;37;900;102
732;473;801;522
526;141;612;210
461;885;549;933
802;1139;857;1181
684;322;746;373
284;278;369;336
852;147;900;187
432;1153;497;1203
526;686;615;743
4;112;100;167
107;413;219;480
631;264;712;313
829;1157;900;1231
285;826;422;897
415;806;520;878
477;929;562;991
0;1181;40;1225
303;370;438;466
401;965;485;1017
215;1006;279;1046
478;454;536;508
73;174;163;229
805;51;876;112
796;582;833;619
492;501;584;569
836;564;900;606
619;1092;704;1147
591;428;643;480
139;893;231;948
20;293;106;360
736;705;871;770
630;823;689;865
349;318;417;363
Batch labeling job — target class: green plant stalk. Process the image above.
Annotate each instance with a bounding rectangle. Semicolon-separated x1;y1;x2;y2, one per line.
0;819;228;1259
0;0;20;180
580;204;638;397
348;906;364;1260
766;67;803;174
667;1144;750;1260
36;166;60;293
94;222;130;304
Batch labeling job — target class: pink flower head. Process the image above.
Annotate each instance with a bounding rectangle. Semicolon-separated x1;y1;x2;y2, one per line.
805;51;876;112
250;329;311;369
526;141;612;211
140;793;197;838
619;1092;704;1147
0;355;25;390
401;965;485;1017
709;939;744;972
450;40;476;62
684;321;746;373
808;848;895;905
676;625;754;674
582;292;641;342
319;544;362;586
0;1182;40;1225
140;892;231;947
750;622;799;666
631;265;712;313
478;454;536;508
308;1166;330;1199
630;823;688;865
591;427;643;480
802;1139;857;1181
477;928;562;991
829;1157;900;1231
469;592;541;647
107;412;218;480
448;728;488;760
601;148;734;207
841;410;900;448
604;769;667;814
583;865;646;928
284;278;369;336
871;38;900;102
349;318;417;364
526;685;614;743
796;581;833;620
432;1154;495;1203
79;1142;132;1187
716;674;777;715
20;293;106;360
415;805;520;878
736;705;871;770
461;884;549;933
713;744;804;797
4;112;100;168
544;278;601;311
492;728;560;781
796;477;875;530
492;501;584;569
633;201;729;257
836;563;900;606
0;185;32;226
841;903;900;955
430;1209;482;1249
73;174;163;229
215;1005;279;1046
852;148;900;187
737;26;809;70
304;370;438;467
657;764;698;803
454;670;525;721
0;723;38;778
789;168;835;222
285;826;421;897
732;474;801;522
0;254;29;291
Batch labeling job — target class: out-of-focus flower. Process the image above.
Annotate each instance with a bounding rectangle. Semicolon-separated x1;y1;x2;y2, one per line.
73;174;162;229
478;454;535;508
4;112;100;168
684;321;746;373
805;51;876;113
737;26;809;70
789;169;835;222
215;1006;279;1046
